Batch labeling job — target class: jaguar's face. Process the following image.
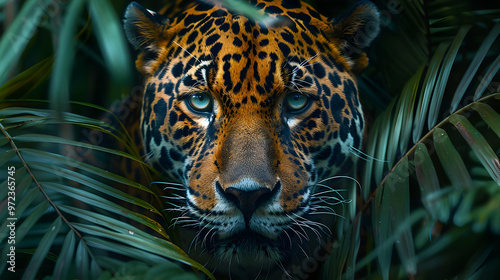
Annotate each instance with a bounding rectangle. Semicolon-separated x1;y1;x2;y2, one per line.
124;0;379;275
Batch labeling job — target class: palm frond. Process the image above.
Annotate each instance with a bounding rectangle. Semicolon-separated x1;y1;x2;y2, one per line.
0;0;52;84
357;12;500;278
0;106;214;279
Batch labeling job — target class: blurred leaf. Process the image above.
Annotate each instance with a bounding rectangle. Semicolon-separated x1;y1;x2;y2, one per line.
0;0;52;84
218;0;281;26
82;235;213;279
450;22;500;112
0;57;53;100
23;217;62;280
388;67;422;167
415;143;449;222
373;182;393;280
428;25;470;129
412;43;449;143
53;231;76;280
42;182;166;236
468;258;500;280
75;240;92;280
387;157;416;277
21;148;154;195
472;102;500;138
49;0;86;117
449;114;500;185
474;55;500;101
0;149;16;168
0;105;207;279
88;0;132;83
73;223;206;274
102;260;201;280
433;128;472;191
12;134;144;163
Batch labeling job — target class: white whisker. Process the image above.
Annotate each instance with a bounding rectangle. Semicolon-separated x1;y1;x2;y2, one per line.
172;40;200;63
293;52;320;73
350;146;388;162
316;175;362;193
165;202;182;208
296;244;310;259
292;79;315;87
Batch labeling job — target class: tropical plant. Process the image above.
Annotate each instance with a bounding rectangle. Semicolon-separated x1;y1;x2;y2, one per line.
0;0;499;279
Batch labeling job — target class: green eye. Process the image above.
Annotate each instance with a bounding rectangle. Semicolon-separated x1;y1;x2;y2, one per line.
286;93;309;112
188;92;213;113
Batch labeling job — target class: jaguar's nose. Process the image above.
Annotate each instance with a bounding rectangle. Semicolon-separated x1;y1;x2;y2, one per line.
217;180;280;224
225;187;270;223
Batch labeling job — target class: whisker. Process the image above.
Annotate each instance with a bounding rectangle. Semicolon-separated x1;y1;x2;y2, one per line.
189;230;202;254
289;226;307;243
172;40;200;63
350;146;388;162
187;81;205;92
282;56;297;70
302;61;321;68
170;215;192;221
150;181;184;186
318;175;359;185
290;82;306;95
202;226;217;248
296;243;310;260
288;214;310;241
310;199;348;207
292;214;322;241
162;186;184;191
160;194;185;200
142;150;154;161
313;184;347;201
316;175;362;193
302;219;333;238
312;189;346;197
171;219;198;227
293;52;320;73
309;210;346;219
274;255;292;280
292;79;315;87
165;202;182;208
190;220;213;253
163;206;188;212
282;228;293;249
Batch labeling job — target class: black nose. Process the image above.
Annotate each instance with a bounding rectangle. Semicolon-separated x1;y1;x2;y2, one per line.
225;187;270;222
217;181;279;224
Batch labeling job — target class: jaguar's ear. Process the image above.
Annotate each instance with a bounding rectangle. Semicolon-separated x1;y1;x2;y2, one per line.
330;1;380;73
123;2;169;73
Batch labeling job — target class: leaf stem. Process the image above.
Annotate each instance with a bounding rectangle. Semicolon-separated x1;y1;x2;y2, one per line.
0;122;83;239
360;91;500;213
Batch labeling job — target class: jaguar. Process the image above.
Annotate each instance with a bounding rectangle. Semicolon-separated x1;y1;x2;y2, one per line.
120;0;379;278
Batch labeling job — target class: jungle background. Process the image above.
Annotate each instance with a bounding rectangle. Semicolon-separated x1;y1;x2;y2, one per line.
0;0;499;279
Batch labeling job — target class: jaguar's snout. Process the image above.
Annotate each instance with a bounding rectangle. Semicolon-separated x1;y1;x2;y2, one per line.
216;180;281;223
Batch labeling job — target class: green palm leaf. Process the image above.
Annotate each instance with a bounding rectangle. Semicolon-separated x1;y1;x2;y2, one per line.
357;13;500;279
0;107;214;279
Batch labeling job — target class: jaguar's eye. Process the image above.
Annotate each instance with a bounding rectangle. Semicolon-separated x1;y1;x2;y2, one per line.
187;92;213;113
285;93;309;113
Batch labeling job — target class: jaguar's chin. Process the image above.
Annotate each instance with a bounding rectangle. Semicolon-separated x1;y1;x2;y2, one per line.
209;230;288;264
177;209;336;279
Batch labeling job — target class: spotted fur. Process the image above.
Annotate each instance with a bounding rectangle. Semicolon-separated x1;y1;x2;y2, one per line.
122;0;379;278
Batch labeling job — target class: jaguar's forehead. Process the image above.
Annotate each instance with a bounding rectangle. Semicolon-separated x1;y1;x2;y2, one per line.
148;1;349;105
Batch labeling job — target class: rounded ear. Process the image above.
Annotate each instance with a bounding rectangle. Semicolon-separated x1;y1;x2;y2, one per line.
330;1;380;72
123;2;170;73
123;2;169;50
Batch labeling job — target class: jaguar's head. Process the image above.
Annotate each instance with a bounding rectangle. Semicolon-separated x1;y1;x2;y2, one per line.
124;0;379;276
